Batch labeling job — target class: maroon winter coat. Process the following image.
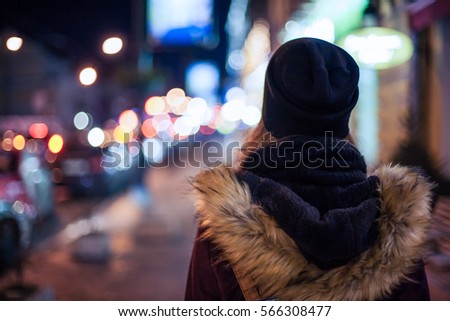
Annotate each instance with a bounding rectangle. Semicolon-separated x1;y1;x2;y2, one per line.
185;231;430;300
185;165;432;301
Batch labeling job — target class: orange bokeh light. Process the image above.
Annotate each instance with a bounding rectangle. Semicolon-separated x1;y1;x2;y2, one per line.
113;125;134;143
1;138;13;151
141;119;157;138
13;135;26;150
48;134;64;154
118;110;139;131
145;96;166;116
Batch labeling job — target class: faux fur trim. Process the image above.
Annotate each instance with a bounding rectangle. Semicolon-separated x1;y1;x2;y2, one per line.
192;164;433;300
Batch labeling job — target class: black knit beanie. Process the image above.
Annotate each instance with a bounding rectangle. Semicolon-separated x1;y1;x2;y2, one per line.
262;37;359;138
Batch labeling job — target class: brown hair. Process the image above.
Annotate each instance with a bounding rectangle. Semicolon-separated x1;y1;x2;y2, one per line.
235;120;275;170
235;120;356;170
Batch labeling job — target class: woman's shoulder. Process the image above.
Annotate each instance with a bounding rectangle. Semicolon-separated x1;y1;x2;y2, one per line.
373;164;434;226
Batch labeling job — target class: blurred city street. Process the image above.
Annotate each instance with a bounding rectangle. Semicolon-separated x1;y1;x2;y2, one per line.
0;164;201;300
1;0;450;303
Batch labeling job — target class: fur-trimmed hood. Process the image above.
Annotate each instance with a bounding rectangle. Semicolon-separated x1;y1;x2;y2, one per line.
192;164;433;300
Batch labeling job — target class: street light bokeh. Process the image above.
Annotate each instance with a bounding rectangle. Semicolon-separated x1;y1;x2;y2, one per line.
6;36;23;51
79;67;97;86
102;37;123;55
87;127;105;147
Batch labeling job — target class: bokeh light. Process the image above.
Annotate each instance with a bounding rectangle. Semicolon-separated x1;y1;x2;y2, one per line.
185;97;209;126
87;127;105;147
79;67;97;86
165;88;186;107
3;130;14;139
221;99;245;122
118;110;139;131
113;125;133;143
6;37;23;51
12;135;26;150
186;62;219;97
45;150;58;164
151;114;171;133
171;97;190;115
158;119;172;132
2;138;13;151
141;119;158;138
241;105;262;126
225;86;247;102
102;37;123;55
174;116;197;136
145;96;166;115
73;112;92;130
304;18;335;43
26;139;38;153
227;49;246;71
48;134;64;154
29;123;49;139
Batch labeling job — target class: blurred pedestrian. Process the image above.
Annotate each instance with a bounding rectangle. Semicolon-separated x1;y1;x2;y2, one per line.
185;38;433;300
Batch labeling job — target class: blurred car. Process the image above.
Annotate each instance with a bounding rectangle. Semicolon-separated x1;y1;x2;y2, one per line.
52;139;145;198
52;142;106;198
19;148;54;220
101;142;146;196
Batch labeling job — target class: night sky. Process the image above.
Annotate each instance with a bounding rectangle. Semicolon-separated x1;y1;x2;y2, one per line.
0;0;132;60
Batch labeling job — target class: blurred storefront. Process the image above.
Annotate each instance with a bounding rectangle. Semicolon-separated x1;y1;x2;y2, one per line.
409;0;450;176
407;0;450;299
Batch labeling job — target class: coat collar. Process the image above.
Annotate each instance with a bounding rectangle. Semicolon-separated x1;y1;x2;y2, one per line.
192;164;433;300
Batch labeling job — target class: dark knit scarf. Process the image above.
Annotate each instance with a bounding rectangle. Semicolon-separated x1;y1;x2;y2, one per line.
238;135;380;269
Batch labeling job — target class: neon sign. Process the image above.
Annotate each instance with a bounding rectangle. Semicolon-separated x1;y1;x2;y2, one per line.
340;27;413;70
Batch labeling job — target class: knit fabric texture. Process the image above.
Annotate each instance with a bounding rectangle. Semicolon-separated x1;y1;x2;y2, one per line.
262;37;360;138
239;135;380;269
